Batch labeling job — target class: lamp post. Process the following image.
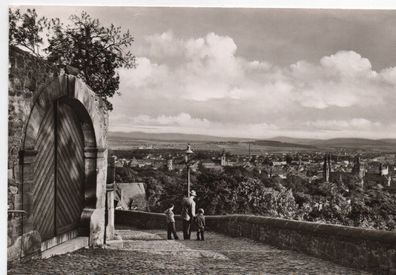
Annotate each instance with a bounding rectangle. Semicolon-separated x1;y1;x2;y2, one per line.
185;144;193;196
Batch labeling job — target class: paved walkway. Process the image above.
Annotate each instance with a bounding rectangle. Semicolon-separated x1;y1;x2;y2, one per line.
9;226;370;274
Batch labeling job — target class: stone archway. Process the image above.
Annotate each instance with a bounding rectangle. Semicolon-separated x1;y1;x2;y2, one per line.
19;74;108;255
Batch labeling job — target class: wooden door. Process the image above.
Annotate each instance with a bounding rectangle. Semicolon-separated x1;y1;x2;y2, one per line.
32;101;85;241
32;105;56;241
55;102;84;235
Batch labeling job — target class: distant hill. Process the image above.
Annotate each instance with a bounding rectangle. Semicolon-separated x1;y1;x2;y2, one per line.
310;138;396;147
109;131;396;152
378;139;396;145
109;131;252;142
268;136;320;145
250;140;316;148
270;137;396;148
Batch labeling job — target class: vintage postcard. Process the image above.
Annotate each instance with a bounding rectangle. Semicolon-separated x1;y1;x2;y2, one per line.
6;4;396;274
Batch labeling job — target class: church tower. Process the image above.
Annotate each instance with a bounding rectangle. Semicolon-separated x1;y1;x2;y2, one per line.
352;155;361;174
221;151;227;166
167;158;173;171
352;155;365;186
323;153;331;182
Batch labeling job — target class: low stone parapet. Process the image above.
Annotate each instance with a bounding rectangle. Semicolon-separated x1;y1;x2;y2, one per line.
116;210;184;231
115;210;396;274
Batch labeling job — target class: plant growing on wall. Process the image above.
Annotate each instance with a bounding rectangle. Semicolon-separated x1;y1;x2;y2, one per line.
9;8;136;110
45;11;136;110
9;8;47;56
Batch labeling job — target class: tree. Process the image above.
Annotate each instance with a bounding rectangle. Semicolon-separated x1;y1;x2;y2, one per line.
46;11;135;110
9;8;47;56
285;154;293;165
9;9;136;110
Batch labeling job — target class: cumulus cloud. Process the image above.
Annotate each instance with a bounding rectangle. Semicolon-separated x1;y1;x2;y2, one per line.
288;51;386;109
123;57;169;88
381;66;396;85
320;51;374;77
110;31;396;138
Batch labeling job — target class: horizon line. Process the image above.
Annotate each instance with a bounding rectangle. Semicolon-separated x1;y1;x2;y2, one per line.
108;130;396;140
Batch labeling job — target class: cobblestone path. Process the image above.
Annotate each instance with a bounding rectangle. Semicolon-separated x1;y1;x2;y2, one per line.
9;227;371;274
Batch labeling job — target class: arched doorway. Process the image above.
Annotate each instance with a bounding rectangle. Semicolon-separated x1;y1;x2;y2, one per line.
18;74;108;256
32;99;86;240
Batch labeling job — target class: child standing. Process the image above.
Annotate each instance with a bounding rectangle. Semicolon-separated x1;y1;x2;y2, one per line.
164;204;179;240
196;208;205;241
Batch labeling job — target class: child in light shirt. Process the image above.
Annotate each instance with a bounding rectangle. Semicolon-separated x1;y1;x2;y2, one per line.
164;204;179;240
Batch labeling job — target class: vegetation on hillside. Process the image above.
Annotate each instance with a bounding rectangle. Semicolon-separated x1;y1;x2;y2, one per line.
115;164;396;231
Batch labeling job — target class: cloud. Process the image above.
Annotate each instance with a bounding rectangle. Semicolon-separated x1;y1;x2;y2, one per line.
320;51;374;77
139;31;186;65
304;118;381;131
110;112;278;138
381;66;396;85
131;113;210;128
111;31;396;138
288;51;387;109
122;57;169;88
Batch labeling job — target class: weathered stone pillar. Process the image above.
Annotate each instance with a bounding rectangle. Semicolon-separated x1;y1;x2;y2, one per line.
88;147;108;247
105;187;115;241
107;155;116;183
105;156;116;241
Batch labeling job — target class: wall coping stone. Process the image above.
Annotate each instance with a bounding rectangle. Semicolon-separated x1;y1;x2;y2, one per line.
205;214;396;244
118;210;396;244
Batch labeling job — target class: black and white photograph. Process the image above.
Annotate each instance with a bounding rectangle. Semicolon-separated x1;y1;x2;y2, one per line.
5;2;396;274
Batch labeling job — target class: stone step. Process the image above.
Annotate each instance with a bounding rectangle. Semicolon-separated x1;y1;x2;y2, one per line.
41;237;89;259
105;239;124;249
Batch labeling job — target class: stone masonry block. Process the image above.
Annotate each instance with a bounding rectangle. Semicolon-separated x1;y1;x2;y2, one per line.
90;208;105;247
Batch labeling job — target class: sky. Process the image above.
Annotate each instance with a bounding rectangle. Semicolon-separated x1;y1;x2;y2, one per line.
13;6;396;139
2;3;396;273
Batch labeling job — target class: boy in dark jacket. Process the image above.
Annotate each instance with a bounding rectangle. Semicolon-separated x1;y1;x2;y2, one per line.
196;208;205;241
164;204;179;240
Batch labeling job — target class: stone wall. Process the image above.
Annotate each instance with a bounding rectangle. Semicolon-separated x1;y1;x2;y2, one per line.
8;46;109;260
115;210;396;274
116;209;183;230
8;47;61;257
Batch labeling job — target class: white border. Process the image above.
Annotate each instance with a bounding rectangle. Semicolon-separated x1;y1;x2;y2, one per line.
2;1;396;272
5;1;396;9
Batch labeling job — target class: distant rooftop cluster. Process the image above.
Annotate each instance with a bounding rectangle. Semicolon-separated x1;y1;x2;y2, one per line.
112;148;396;192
